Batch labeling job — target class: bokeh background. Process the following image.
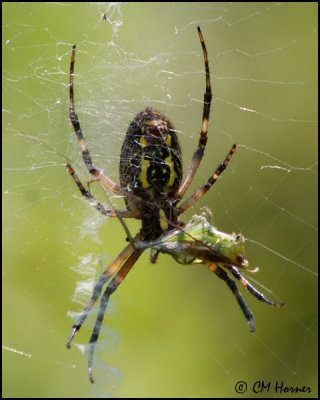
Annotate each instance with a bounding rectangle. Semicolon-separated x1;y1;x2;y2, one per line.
3;2;317;398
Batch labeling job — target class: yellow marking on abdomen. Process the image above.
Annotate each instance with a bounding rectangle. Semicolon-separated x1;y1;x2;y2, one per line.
140;157;150;189
164;134;175;187
140;136;147;148
139;136;151;188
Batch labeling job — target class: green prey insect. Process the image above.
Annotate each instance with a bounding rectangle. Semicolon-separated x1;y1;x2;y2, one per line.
137;211;249;266
131;209;285;334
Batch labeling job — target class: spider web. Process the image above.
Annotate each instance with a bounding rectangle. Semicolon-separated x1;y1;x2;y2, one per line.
3;2;318;398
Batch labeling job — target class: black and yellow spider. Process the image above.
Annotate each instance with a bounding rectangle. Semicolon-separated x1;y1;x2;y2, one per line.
66;27;284;383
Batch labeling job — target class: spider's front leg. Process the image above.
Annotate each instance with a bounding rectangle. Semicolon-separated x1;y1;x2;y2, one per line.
206;262;256;332
87;248;143;383
66;240;137;349
206;262;285;333
227;265;285;308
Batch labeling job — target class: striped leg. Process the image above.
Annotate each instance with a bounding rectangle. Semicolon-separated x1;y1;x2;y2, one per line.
88;248;143;383
67;163;140;219
66;236;142;349
69;46;121;194
206;262;256;333
227;265;285;308
69;45;154;213
175;26;212;199
178;145;236;215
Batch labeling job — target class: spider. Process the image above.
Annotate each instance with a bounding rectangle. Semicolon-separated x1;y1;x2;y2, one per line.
66;27;284;383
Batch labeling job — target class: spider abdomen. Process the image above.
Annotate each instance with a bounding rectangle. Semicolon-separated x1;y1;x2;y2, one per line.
120;107;183;209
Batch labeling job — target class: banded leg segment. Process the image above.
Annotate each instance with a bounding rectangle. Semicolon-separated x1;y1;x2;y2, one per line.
206;262;256;332
69;45;94;172
175;26;212;200
88;248;143;383
69;45;125;196
69;45;155;214
66;236;142;349
228;265;285;308
67;163;140;219
178;144;236;216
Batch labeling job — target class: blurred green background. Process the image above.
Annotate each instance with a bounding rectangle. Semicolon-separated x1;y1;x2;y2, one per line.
3;2;317;398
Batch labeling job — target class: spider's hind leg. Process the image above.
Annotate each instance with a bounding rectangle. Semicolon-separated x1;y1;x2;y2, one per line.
175;26;212;200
